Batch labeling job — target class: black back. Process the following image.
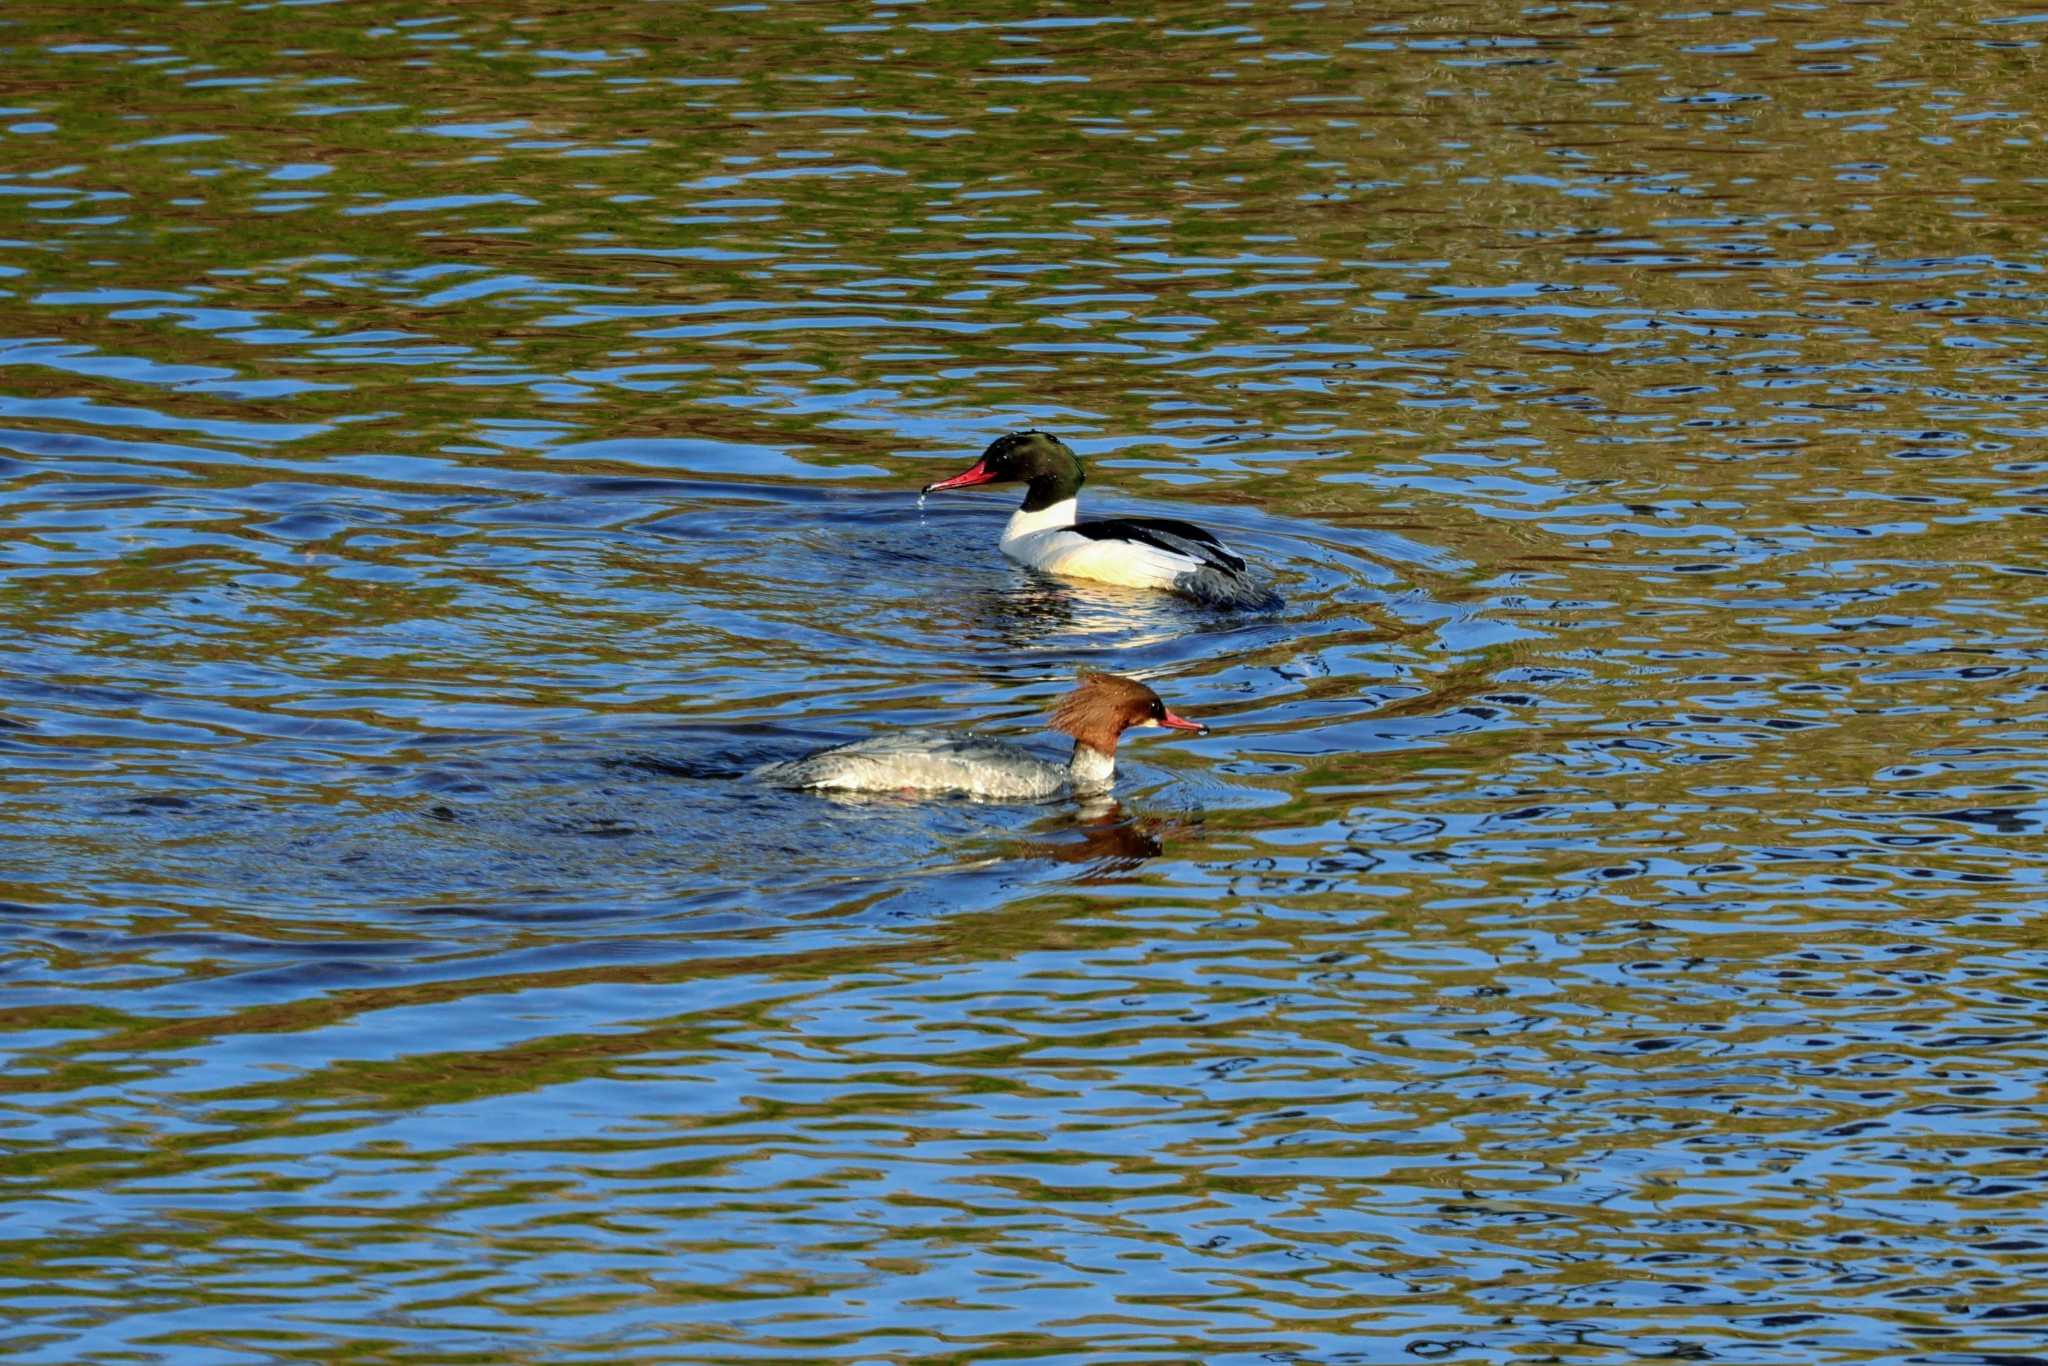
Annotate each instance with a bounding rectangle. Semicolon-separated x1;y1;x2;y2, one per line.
1071;516;1248;575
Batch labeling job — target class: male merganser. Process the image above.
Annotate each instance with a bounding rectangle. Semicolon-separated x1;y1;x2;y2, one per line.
754;673;1208;800
922;430;1283;611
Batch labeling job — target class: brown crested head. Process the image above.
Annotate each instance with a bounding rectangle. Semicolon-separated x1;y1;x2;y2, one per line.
1049;672;1207;754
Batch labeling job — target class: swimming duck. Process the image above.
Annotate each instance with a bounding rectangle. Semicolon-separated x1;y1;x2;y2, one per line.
753;672;1208;800
922;431;1282;611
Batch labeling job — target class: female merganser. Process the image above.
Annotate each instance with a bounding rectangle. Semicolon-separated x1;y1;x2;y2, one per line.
754;673;1208;800
922;430;1282;611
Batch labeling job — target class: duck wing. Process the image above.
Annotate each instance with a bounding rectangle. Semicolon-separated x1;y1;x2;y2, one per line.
1070;517;1248;576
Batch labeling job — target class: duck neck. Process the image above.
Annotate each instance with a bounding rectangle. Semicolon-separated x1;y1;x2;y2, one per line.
1004;495;1078;542
1067;742;1116;793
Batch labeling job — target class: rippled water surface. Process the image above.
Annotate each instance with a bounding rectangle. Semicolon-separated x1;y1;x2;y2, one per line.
6;3;2048;1361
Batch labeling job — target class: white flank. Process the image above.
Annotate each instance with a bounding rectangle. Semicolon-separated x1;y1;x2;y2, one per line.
999;499;1202;590
757;733;1070;800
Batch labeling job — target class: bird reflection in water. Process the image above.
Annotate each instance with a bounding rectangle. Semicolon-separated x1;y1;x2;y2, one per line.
1005;800;1187;877
969;576;1221;652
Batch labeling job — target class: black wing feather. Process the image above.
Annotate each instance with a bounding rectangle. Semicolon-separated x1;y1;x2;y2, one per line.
1071;517;1247;575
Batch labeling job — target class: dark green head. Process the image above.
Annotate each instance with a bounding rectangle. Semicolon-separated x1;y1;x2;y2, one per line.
922;430;1085;512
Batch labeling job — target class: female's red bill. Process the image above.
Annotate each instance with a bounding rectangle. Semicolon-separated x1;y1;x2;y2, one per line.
921;459;998;494
1160;709;1208;735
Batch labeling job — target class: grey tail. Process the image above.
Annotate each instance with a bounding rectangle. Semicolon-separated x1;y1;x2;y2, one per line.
1174;568;1284;613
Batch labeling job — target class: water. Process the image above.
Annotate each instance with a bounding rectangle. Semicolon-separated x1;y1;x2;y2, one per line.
5;3;2048;1361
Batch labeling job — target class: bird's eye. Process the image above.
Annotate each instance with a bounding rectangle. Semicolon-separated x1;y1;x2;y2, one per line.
1150;702;1165;718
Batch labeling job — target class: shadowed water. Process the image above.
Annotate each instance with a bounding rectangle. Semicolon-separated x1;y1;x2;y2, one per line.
4;3;2048;1362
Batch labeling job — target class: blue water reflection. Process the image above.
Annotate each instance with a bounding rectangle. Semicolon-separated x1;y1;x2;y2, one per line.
4;0;2048;1361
